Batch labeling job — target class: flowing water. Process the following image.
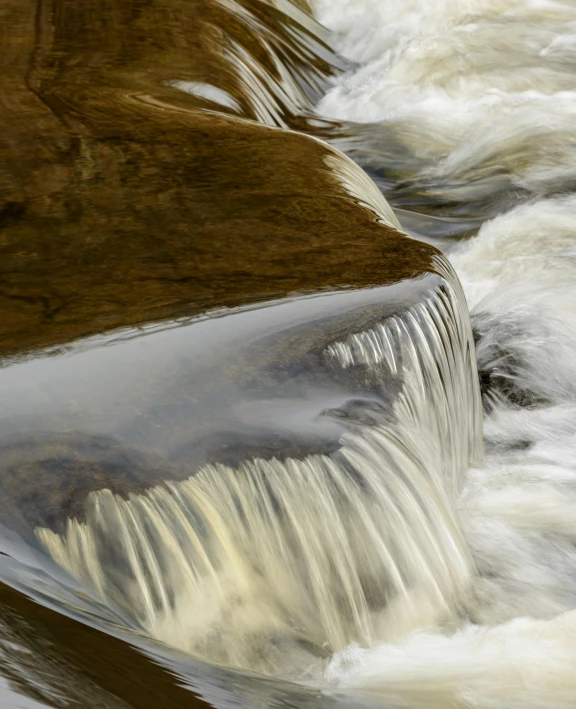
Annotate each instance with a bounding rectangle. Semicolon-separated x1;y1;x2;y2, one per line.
36;263;481;680
3;0;576;707
308;1;576;706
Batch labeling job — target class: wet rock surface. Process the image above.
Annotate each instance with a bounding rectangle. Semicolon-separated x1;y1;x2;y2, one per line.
0;0;443;706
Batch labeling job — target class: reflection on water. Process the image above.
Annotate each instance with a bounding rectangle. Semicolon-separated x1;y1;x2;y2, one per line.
0;280;434;532
5;0;566;706
33;271;480;680
0;272;446;707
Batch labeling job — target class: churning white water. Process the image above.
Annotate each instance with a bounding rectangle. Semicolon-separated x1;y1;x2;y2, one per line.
306;1;576;707
322;198;576;708
314;0;576;202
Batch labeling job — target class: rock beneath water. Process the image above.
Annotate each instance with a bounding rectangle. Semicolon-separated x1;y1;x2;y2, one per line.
0;0;434;359
0;0;448;533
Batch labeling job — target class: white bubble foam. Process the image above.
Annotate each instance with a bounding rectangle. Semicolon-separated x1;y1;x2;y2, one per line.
312;2;576;704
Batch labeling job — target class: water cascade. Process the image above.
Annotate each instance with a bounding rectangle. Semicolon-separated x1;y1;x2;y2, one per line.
304;2;576;706
7;0;576;704
37;261;483;680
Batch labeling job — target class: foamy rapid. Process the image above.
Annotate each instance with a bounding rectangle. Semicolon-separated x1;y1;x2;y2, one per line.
310;1;576;706
314;0;576;202
322;195;576;708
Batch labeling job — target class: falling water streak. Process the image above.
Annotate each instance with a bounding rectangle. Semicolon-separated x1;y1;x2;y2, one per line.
36;271;482;680
326;254;483;487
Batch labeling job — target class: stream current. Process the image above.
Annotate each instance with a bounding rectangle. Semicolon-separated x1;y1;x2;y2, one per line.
311;1;576;706
3;1;576;708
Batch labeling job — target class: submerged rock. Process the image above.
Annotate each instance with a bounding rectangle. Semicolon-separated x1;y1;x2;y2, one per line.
0;0;449;529
1;0;433;359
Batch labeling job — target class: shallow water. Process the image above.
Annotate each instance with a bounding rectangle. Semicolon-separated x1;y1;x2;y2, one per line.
2;0;576;707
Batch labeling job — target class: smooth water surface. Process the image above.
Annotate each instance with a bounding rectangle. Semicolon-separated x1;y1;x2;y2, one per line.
4;0;576;707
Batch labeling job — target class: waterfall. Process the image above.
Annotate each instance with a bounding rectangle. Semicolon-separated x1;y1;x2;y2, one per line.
36;262;482;680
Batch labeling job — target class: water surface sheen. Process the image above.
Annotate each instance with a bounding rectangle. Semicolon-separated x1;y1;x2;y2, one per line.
1;2;444;704
3;0;571;707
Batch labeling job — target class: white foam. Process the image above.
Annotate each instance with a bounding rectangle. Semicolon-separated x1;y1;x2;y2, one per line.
326;612;576;709
313;0;576;195
453;196;576;402
314;192;576;706
309;2;576;704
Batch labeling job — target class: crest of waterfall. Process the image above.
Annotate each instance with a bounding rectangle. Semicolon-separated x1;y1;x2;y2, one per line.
326;255;483;488
36;264;482;679
324;152;402;230
170;0;343;127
